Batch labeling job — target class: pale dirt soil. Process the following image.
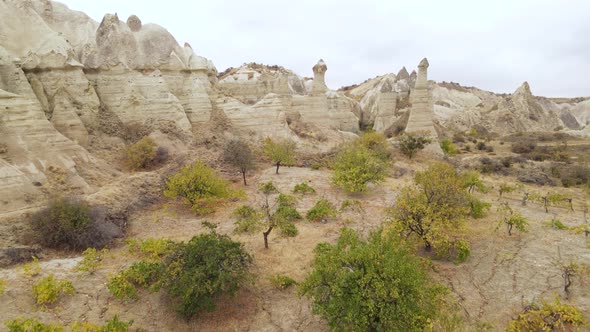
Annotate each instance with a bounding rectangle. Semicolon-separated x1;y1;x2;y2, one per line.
1;163;589;331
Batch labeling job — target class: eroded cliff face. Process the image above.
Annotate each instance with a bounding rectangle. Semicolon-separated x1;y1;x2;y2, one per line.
0;0;363;213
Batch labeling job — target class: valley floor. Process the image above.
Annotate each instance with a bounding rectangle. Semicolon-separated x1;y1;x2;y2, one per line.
1;166;589;331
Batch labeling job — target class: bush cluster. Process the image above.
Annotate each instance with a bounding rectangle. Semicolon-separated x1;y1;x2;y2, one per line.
507;297;587;331
108;231;252;320
30;197;119;250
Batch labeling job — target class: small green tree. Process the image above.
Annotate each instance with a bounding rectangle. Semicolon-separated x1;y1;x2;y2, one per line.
162;230;252;319
497;203;528;235
223;140;255;185
461;170;487;194
332;145;387;193
398;131;432;159
163;161;240;214
258;182;301;248
262;137;296;174
300;228;447;331
389;163;471;258
123;136;157;170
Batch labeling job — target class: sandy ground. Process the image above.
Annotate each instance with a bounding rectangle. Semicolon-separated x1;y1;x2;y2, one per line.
1;165;589;331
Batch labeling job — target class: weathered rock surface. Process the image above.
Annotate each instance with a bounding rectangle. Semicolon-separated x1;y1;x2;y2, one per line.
346;70;589;137
0;49;112;213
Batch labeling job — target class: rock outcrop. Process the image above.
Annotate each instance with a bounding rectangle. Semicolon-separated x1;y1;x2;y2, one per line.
405;58;442;154
218;60;360;145
0;48;113;212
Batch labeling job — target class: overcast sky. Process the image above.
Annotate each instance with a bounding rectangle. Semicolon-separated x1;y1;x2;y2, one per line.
58;0;589;97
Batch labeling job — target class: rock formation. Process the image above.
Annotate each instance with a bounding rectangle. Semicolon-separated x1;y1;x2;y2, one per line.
311;59;328;94
405;58;442;153
372;79;398;132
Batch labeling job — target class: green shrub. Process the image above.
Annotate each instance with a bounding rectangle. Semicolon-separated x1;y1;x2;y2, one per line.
97;315;134;332
126;238;176;260
269;274;298;289
22;256;41;277
441;138;458;156
332;145;387;193
434;238;471;264
123;136;157;170
232;205;263;234
123;261;164;290
0;278;5;295
476;141;487;151
4;317;64;332
398;131;432;159
548;218;568;230
293;182;316;195
76;248;108;273
107;260;165;300
32;275;75;308
31;197;116;250
469;197;491;219
301;228;447;331
70;315;134;332
107;273;138;300
162;231;252;319
164;161;241;214
357;131;392;161
507;297;587;332
278;221;298;237
275;194;302;221
306;198;337;222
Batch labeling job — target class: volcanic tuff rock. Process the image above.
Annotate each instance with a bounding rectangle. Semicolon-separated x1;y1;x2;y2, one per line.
0;0;364;213
345;68;588;137
1;0;589;213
